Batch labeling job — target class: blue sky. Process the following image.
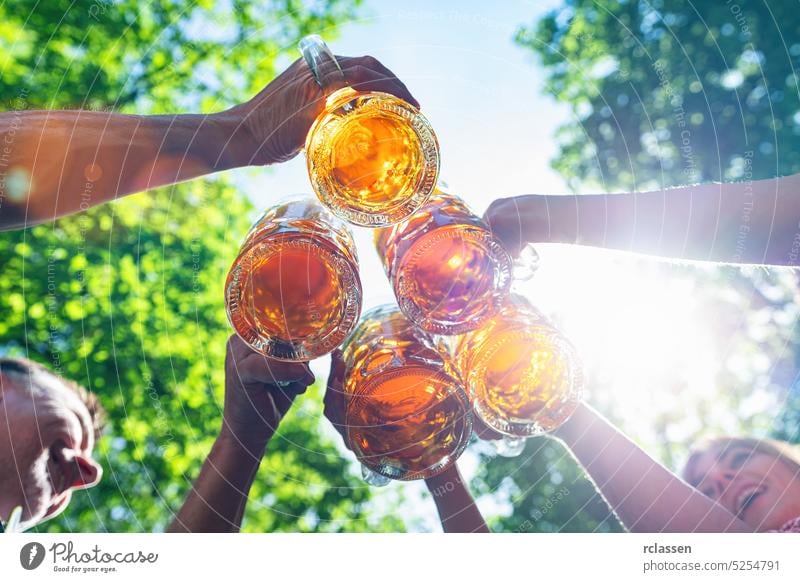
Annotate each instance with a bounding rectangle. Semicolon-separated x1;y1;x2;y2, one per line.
244;0;572;312
242;0;576;529
234;0;785;530
251;0;570;208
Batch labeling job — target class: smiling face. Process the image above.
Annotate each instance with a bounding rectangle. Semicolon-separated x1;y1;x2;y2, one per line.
684;439;800;531
0;360;103;530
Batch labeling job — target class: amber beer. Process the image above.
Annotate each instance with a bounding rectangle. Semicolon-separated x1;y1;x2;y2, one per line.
300;35;439;227
453;295;584;436
375;187;514;335
225;198;362;361
341;305;472;482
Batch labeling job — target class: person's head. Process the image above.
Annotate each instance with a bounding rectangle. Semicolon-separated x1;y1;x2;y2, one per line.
683;436;800;531
0;358;105;530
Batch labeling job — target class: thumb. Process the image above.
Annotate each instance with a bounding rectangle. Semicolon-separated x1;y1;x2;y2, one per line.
269;381;308;418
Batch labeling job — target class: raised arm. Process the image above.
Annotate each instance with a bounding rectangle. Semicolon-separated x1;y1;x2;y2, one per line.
0;56;418;230
168;335;314;533
553;402;753;532
424;465;490;533
485;174;800;266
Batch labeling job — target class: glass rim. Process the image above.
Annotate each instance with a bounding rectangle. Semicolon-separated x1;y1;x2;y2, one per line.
395;223;513;335
304;91;440;227
225;235;362;361
344;365;472;481
467;327;584;435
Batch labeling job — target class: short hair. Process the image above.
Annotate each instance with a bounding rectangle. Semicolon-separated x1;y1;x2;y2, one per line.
682;436;800;487
0;357;107;443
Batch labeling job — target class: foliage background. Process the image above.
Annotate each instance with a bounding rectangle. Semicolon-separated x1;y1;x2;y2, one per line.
479;0;800;533
0;0;798;533
0;0;406;533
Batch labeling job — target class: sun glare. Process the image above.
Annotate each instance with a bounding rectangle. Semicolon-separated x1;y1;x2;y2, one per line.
520;246;720;439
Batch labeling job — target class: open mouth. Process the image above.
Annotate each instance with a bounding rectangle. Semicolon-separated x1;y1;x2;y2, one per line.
735;484;766;517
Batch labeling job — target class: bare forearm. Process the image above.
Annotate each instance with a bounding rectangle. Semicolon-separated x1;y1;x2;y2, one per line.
553;402;751;532
521;174;800;266
425;466;489;533
167;432;264;533
0;109;255;229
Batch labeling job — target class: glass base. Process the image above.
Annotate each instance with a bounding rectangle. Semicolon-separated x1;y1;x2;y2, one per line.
305;90;439;228
397;224;512;335
346;365;472;482
225;235;361;361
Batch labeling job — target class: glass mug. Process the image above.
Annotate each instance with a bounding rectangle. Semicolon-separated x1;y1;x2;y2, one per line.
225;197;362;361
299;35;440;227
340;304;472;484
451;295;584;442
374;185;536;335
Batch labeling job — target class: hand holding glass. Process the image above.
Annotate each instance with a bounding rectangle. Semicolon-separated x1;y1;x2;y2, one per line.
299;35;440;227
225;198;362;361
340;305;472;483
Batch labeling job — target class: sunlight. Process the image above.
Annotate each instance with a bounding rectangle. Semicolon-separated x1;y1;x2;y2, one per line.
521;246;721;440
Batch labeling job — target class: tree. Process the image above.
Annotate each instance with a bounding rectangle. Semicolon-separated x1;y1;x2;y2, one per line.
0;0;406;532
517;0;800;192
474;439;622;533
516;0;800;438
489;0;800;532
0;0;363;113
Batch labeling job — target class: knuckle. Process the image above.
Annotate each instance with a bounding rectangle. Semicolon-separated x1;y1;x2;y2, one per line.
361;54;380;67
346;64;363;81
351;64;373;81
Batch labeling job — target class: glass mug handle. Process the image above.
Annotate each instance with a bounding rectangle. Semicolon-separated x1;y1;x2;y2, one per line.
359;348;402;377
298;34;348;96
361;464;391;487
512;243;540;282
490;436;527;458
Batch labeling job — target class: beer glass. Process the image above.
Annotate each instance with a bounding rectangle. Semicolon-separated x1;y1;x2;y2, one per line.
225;197;362;361
375;186;529;335
299;35;440;227
341;305;472;483
452;295;584;438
